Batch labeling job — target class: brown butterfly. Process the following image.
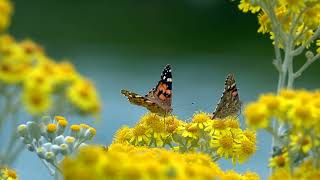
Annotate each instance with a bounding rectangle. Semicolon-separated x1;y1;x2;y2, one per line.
211;74;241;119
121;64;172;116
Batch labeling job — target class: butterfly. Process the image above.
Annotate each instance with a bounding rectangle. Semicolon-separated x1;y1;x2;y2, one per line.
121;64;172;116
211;74;241;119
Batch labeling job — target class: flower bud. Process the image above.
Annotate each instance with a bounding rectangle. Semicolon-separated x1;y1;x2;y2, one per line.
70;125;81;138
51;145;61;155
17;124;28;137
36;147;46;159
45;152;55;162
84;128;96;140
27;121;41;140
54;135;65;145
57;119;68;135
60;144;69;155
306;51;314;60
46;123;57;140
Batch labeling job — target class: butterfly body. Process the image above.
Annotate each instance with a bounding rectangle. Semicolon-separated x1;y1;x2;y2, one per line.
212;74;241;119
121;64;172;116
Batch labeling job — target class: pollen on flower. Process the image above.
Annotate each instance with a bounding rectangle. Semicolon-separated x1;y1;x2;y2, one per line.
58;119;68;127
54;116;66;121
80;123;90;129
46;123;57;133
192;112;210;123
219;134;233;149
89;128;96;136
70;124;81;132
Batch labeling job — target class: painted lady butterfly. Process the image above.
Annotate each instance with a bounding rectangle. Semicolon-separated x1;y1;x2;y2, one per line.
121;64;172;116
211;74;241;119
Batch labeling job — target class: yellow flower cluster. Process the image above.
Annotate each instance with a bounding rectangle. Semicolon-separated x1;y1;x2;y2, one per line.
0;167;18;180
0;0;12;32
238;0;320;48
244;89;320;172
244;89;320;130
113;112;256;164
269;159;320;180
61;143;259;180
0;35;101;116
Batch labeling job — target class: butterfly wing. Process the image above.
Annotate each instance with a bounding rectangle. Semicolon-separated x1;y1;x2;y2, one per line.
212;74;241;119
121;64;173;116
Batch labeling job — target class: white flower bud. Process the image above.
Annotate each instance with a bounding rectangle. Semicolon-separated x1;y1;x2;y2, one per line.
54;135;65;145
27;121;41;140
17;124;28;137
36;147;46;159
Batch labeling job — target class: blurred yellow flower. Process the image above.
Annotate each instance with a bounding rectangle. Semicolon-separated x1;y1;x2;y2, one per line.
244;102;270;129
22;90;51;115
238;0;260;13
61;144;258;180
0;167;18;180
67;77;101;115
0;0;12;32
290;133;312;154
269;152;289;169
113;125;132;144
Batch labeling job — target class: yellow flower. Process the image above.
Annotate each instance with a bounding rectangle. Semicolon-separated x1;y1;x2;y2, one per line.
66;77;101;115
257;11;270;34
244;102;270;129
290;133;312;154
61;144;256;180
19;39;44;56
177;123;199;140
46;123;57;133
279;0;305;13
0;48;33;84
190;112;211;130
113;126;132;144
22;89;51;115
259;93;280;115
55;61;79;83
288;103;315;128
221;170;242;180
24;67;55;93
269;152;289;169
130;123;151;145
211;131;241;159
225;117;240;129
0;167;18;180
238;0;260;13
269;168;292;180
204;119;227;136
234;137;256;164
243;129;257;143
0;0;12;32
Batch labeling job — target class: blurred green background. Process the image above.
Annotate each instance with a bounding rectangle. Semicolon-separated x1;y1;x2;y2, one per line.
9;0;320;179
